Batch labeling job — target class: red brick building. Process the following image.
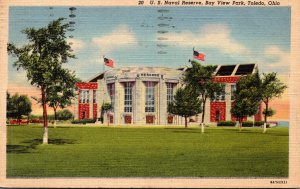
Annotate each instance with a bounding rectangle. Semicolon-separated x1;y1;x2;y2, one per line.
74;64;262;124
76;82;98;120
210;64;262;122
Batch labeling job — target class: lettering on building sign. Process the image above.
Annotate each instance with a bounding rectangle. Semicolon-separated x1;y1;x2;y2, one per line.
106;75;117;80
140;73;160;77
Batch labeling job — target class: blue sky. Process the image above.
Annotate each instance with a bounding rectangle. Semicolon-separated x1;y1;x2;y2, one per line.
9;6;290;83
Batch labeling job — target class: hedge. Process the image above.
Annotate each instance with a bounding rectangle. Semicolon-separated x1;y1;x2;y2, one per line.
217;121;236;126
242;121;270;127
217;120;269;127
71;118;96;124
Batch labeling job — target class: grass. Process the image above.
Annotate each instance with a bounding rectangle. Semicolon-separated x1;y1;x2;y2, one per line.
7;125;288;177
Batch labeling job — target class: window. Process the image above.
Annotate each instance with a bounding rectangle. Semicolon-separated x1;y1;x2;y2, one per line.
124;82;133;112
166;83;176;105
93;90;97;103
79;90;90;103
145;81;156;112
215;85;225;101
231;85;236;100
107;83;115;111
79;90;83;103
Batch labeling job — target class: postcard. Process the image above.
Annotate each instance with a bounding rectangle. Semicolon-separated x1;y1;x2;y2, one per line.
0;0;299;188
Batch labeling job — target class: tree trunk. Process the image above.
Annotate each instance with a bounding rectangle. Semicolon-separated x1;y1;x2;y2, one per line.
201;97;206;124
107;112;110;127
263;101;268;133
201;98;206;132
53;107;57;128
184;116;188;128
41;87;48;144
239;117;242;131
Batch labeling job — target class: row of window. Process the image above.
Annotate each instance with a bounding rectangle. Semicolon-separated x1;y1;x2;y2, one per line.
79;90;97;103
107;82;175;113
214;85;236;101
79;84;237;110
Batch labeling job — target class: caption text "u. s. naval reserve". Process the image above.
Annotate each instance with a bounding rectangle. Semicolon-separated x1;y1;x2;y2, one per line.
138;0;281;6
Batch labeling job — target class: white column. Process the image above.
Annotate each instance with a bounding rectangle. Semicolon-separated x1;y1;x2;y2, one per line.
134;79;144;124
159;80;167;125
204;98;211;123
114;82;121;125
88;89;93;119
225;84;232;121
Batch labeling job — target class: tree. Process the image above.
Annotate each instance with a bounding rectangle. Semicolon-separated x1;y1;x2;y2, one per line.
261;72;287;133
57;109;73;120
168;87;202;128
7;93;32;124
101;103;112;126
262;108;276;127
6;92;14;119
231;71;262;131
7;18;75;144
46;68;79;125
183;61;224;133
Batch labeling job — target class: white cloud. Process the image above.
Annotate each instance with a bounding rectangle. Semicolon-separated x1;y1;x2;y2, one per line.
262;45;290;73
91;24;138;54
67;38;85;52
164;24;250;55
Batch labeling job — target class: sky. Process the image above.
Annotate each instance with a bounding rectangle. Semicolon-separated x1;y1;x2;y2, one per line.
7;6;291;120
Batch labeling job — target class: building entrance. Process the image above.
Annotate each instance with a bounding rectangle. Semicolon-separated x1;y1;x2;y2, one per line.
216;111;220;122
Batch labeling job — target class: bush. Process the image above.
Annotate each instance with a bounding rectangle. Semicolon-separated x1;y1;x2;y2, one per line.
241;121;270;127
57;109;73;120
71;118;96;124
217;121;236;126
254;121;264;126
217;121;269;127
241;121;254;127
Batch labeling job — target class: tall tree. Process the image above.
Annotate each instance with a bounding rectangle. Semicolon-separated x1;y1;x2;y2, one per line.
7;93;32;124
183;61;224;133
46;67;79;126
7;18;75;143
231;71;262;131
168;87;202;128
261;72;287;133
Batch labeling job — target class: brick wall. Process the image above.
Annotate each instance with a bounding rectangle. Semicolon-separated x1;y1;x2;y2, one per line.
93;104;97;119
212;76;240;83
78;104;89;119
76;82;98;89
210;101;226;122
76;82;98;120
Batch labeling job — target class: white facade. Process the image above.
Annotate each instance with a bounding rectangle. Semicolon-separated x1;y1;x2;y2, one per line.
91;67;185;125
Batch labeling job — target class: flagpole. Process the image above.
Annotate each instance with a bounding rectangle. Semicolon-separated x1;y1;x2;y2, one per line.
103;55;106;73
192;47;195;62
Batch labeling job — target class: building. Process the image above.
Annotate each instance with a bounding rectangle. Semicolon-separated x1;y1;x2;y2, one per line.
75;64;262;125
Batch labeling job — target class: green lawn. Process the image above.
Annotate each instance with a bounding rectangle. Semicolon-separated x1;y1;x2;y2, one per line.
7;125;288;177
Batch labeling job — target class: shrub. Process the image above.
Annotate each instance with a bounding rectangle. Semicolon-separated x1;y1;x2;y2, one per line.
57;109;73;120
241;121;254;127
71;118;96;124
241;121;270;127
217;121;236;126
217;121;269;127
254;121;264;126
